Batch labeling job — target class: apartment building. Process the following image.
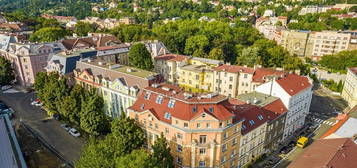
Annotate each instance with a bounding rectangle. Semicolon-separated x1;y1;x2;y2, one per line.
236;92;288;152
212;64;255;97
127;83;243;168
278;30;354;60
256;74;313;140
155;54;284;97
279;30;310;57
0;42;65;86
255;16;287;41
309;31;351;61
74;59;162;118
342;67;357;108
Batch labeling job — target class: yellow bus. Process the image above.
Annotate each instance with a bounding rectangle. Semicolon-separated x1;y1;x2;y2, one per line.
297;136;308;148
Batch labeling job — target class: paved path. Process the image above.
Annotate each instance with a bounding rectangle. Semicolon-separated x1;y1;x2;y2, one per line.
0;91;85;165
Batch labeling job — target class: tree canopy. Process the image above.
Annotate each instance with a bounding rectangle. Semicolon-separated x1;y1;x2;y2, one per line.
128;43;154;71
29;27;69;42
319;50;357;73
0;57;15;86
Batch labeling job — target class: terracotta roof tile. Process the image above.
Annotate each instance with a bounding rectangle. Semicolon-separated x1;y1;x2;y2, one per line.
154;54;188;62
252;68;284;83
276;74;312;96
289;138;357;168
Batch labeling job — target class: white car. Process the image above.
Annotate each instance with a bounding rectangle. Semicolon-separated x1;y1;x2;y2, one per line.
60;124;71;131
69;128;80;137
34;102;43;107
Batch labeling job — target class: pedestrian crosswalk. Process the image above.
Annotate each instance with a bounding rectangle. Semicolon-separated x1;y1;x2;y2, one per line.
311;118;336;126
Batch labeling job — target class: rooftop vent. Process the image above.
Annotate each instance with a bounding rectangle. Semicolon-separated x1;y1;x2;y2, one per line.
109;64;121;69
151;83;160;88
162;86;170;91
246;100;250;104
184;93;193;99
172;90;177;94
253;97;259;104
98;61;105;66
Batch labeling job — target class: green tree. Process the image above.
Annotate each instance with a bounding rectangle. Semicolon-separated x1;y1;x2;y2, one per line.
110;113;145;155
75;138;114;168
75;21;98;37
80;93;109;136
184;35;209;55
128;43;154;70
236;47;260;67
151;134;174;168
116;149;152;168
34;72;48;100
30;27;68;42
0;57;15;87
208;47;224;60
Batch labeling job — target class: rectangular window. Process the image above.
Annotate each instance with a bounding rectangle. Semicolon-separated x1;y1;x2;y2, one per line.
184;123;188;128
177;133;182;139
229;76;233;81
223;132;228;140
197;123;201;128
222;144;227;152
232;138;237;145
167;99;175;108
165;128;169;134
209;107;214;113
177;144;183;152
177;157;182;165
206;123;210;128
221;156;226;163
244;74;248;78
196;75;199;80
199;135;207;144
199;148;206;155
229;84;232;89
156;95;163;104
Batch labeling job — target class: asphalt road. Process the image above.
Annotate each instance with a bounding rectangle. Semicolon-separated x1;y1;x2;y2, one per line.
0;91;84;165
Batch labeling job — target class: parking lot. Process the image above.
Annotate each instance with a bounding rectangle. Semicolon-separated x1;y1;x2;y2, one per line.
0;90;85;166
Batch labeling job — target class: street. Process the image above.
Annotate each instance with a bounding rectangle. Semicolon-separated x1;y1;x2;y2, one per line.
0;91;85;165
273;86;348;168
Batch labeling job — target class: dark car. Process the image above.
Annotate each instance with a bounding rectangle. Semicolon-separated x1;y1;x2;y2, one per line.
53;113;60;120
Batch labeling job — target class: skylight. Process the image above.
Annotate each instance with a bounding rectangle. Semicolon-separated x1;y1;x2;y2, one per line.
249;120;255;125
209;107;214;113
258;115;263;120
242;124;246;130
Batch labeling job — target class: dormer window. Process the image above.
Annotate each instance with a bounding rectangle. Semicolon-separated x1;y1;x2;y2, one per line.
258;115;263;120
249;120;255;125
209;107;214;113
164;112;171;119
242;124;246;130
168;99;175;108
192;107;197;113
156;95;163;104
144;92;151;100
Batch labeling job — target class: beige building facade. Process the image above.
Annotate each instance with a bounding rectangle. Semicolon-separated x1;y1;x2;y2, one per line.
342;67;357;108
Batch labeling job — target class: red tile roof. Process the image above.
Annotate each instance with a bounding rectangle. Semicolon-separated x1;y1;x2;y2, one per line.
288;138;357;168
349;67;357;76
252;68;284;83
213;64;254;74
154;54;188;62
276;73;312;96
129;84;234;123
263;99;288;115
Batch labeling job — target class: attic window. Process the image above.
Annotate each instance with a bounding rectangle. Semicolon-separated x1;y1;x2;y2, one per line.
156;95;163;104
249;120;255;125
164;112;171;119
258;115;264;120
192;107;197;113
209;107;214;113
144;92;151;100
202;113;206;118
168;99;175;108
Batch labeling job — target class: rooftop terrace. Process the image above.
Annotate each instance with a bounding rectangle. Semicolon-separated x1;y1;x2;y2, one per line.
80;59;158;79
236;91;279;107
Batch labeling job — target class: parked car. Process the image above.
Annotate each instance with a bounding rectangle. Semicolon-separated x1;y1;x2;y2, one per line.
1;85;12;91
60;124;71;131
34;102;43;107
31;99;41;106
53;113;60;120
69;128;80;137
